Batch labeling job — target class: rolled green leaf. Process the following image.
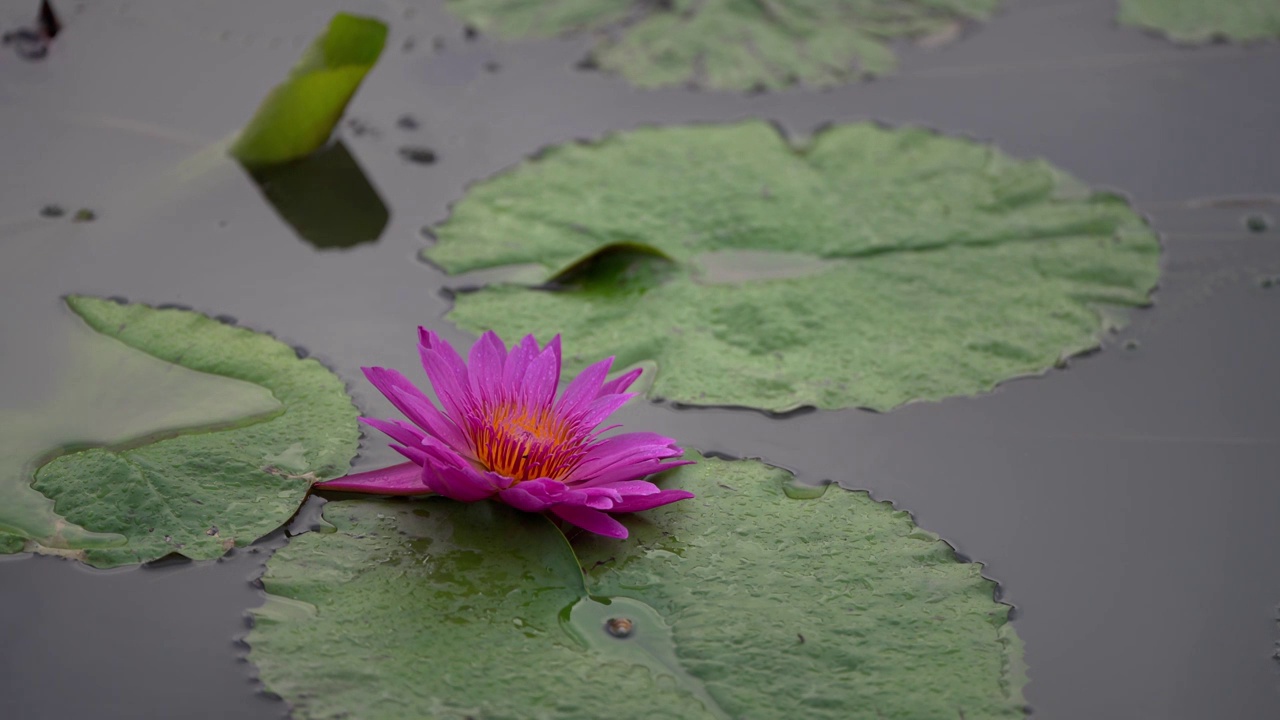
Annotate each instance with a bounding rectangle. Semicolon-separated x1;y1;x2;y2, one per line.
229;13;387;167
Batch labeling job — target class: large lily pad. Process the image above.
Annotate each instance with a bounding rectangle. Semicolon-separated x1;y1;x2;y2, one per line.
446;0;1003;91
249;456;1025;719
0;297;359;567
427;121;1160;412
229;13;387;166
1119;0;1280;43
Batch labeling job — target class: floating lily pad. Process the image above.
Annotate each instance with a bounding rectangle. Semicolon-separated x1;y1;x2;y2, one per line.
0;533;24;555
229;13;387;166
446;0;1002;90
427;121;1160;412
250;456;1025;719
1119;0;1280;43
0;297;359;567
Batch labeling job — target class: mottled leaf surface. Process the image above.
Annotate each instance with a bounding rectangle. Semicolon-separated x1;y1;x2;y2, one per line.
428;122;1160;411
1119;0;1280;43
249;456;1025;719
446;0;1003;90
4;297;359;567
229;13;387;166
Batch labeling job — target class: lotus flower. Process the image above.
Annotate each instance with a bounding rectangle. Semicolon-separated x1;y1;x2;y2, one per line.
316;329;694;538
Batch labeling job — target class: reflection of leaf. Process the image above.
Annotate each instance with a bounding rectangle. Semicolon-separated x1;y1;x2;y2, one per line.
0;297;359;567
229;13;387;167
1119;0;1280;43
247;140;389;249
427;122;1160;412
446;0;1003;90
250;456;1026;719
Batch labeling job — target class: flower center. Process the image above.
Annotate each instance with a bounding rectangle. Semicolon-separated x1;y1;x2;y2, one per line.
470;402;585;482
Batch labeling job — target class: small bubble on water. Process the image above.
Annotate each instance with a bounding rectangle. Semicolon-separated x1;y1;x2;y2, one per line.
39;203;64;218
399;146;438;165
1123;339;1140;350
397;114;419;131
72;208;96;222
1245;214;1271;233
604;617;634;638
484;60;501;73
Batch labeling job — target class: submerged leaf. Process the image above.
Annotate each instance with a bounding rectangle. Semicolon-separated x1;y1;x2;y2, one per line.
229;13;387;166
1119;0;1280;43
428;122;1160;412
0;297;359;567
249;456;1025;719
446;0;1003;90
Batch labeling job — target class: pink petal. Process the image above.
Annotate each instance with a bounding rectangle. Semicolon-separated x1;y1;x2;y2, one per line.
555;356;614;419
468;331;508;405
599;367;643;397
360;416;428;453
575;393;634;431
568;432;684;480
551;505;628;539
576;458;696;488
521;335;561;408
423;459;504;502
419;342;476;423
387;386;471;455
314;463;429;495
361;367;460;441
608;488;696;513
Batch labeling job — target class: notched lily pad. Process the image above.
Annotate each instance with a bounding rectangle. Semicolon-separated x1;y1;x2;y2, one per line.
428;121;1161;412
229;13;388;166
0;297;359;567
446;0;1005;91
1119;0;1280;43
249;455;1026;719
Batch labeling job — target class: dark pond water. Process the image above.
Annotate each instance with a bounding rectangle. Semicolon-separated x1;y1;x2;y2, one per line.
2;0;1279;718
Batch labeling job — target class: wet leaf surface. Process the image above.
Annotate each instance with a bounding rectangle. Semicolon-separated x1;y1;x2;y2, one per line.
250;455;1024;719
229;13;387;166
446;0;1003;90
0;297;359;567
1119;0;1280;43
430;121;1160;412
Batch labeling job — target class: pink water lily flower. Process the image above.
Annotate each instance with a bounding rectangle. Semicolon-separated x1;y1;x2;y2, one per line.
316;329;694;538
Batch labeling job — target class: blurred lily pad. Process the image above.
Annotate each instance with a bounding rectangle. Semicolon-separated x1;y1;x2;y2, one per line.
446;0;1003;90
0;297;359;567
229;13;387;166
427;121;1161;412
250;455;1025;719
1119;0;1280;43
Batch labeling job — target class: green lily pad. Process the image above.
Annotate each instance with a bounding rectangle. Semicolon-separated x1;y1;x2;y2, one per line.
249;456;1026;719
0;297;358;567
1119;0;1280;43
446;0;1003;90
229;13;387;166
0;532;24;555
427;121;1160;412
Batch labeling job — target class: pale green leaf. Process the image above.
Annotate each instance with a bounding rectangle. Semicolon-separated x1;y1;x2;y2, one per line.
249;455;1025;719
0;297;359;567
427;122;1161;412
229;13;387;166
446;0;1004;90
1119;0;1280;43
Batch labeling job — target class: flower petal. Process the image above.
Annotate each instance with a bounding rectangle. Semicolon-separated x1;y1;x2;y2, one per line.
551;504;629;539
555;356;613;420
468;331;508;405
575;458;695;488
359;416;428;452
569;432;684;481
608;488;696;513
423;459;504;502
599;367;643;397
314;462;429;495
361;367;465;443
418;337;476;422
520;335;561;408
